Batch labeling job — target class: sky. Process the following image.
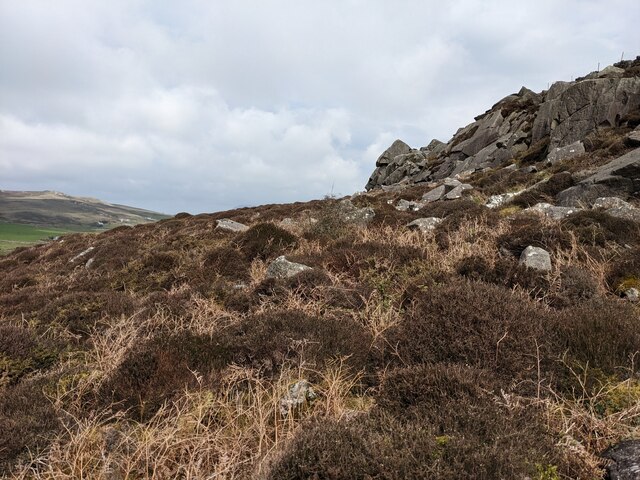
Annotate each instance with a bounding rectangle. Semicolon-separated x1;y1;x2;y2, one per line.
1;1;639;214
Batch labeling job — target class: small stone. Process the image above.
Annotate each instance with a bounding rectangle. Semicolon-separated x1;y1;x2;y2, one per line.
422;185;446;203
85;258;95;269
443;178;462;187
627;128;640;146
280;380;317;416
338;199;375;225
519;246;552;271
486;192;521;209
395;199;423;212
265;256;312;279
406;217;442;232
623;288;639;302
216;218;249;233
69;246;95;263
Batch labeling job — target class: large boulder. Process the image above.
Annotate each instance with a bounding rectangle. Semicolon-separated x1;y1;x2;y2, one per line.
545;140;585;165
532;76;640;149
216;219;249;233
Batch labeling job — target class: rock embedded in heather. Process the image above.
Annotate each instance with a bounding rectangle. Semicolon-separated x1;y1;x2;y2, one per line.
627;127;640;146
486;192;521;209
337;199;375;225
216;218;249;233
519;246;552;271
525;202;581;220
395;199;423;212
280;379;316;416
593;197;640;222
265;256;312;279
406;217;442;232
602;440;640;480
623;288;639;302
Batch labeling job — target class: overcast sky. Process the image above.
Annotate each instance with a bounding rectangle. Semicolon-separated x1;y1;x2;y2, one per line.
1;1;638;214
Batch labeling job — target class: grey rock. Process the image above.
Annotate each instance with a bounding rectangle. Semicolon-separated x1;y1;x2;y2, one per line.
627;128;640;146
422;185;446;203
406;217;442;232
338;199;375;225
532;77;640;149
523;165;538;174
486;192;520;209
265;256;312;279
557;184;622;207
519;246;552;271
69;246;95;263
375;139;412;166
444;184;473;200
603;440;640;480
85;258;95;269
216;218;249;233
280;217;297;228
443;178;462;187
396;199;423;212
546;140;585;165
525;202;580;220
593;197;632;209
503;163;518;171
623;288;640;303
280;380;317;416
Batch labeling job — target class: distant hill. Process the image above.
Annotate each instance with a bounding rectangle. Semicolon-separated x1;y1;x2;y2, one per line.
0;190;169;228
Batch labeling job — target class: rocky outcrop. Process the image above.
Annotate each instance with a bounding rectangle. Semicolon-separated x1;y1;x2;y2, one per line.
365;58;640;191
557;148;640;206
602;440;640;480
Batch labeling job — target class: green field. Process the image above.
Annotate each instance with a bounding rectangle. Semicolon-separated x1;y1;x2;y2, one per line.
0;223;92;254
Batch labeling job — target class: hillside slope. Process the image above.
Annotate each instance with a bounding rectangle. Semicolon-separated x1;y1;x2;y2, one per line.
1;61;640;479
0;190;169;227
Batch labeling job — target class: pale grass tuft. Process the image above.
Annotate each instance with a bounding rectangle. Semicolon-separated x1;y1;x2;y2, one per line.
14;362;368;480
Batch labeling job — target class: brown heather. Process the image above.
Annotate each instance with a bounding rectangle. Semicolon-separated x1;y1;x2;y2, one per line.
0;188;639;479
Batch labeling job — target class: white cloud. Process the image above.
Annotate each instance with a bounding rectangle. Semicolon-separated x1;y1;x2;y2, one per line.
0;0;638;213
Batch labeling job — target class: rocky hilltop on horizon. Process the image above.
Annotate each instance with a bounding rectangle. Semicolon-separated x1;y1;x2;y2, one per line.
367;56;640;198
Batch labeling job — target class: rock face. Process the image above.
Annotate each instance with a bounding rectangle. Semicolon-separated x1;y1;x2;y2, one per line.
265;256;312;279
365;58;640;191
602;440;640;480
519;246;552;271
557;148;640;206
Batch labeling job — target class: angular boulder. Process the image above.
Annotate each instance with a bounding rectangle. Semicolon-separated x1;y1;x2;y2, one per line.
546;140;585;165
265;256;312;279
216;218;249;233
422;185;446;203
525;202;581;220
519;246;552;271
406;217;442;232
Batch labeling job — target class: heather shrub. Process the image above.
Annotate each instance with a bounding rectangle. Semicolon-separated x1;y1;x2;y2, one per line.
99;331;231;420
0;378;61;472
606;246;640;293
509;172;574;208
387;279;554;386
562;210;640;247
236;223;298;260
228;310;373;377
517;137;549;165
549;265;598;308
554;298;640;378
203;245;250;280
456;256;550;298
471;168;533;196
39;291;136;335
497;213;572;256
266;415;439;480
0;324;58;385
